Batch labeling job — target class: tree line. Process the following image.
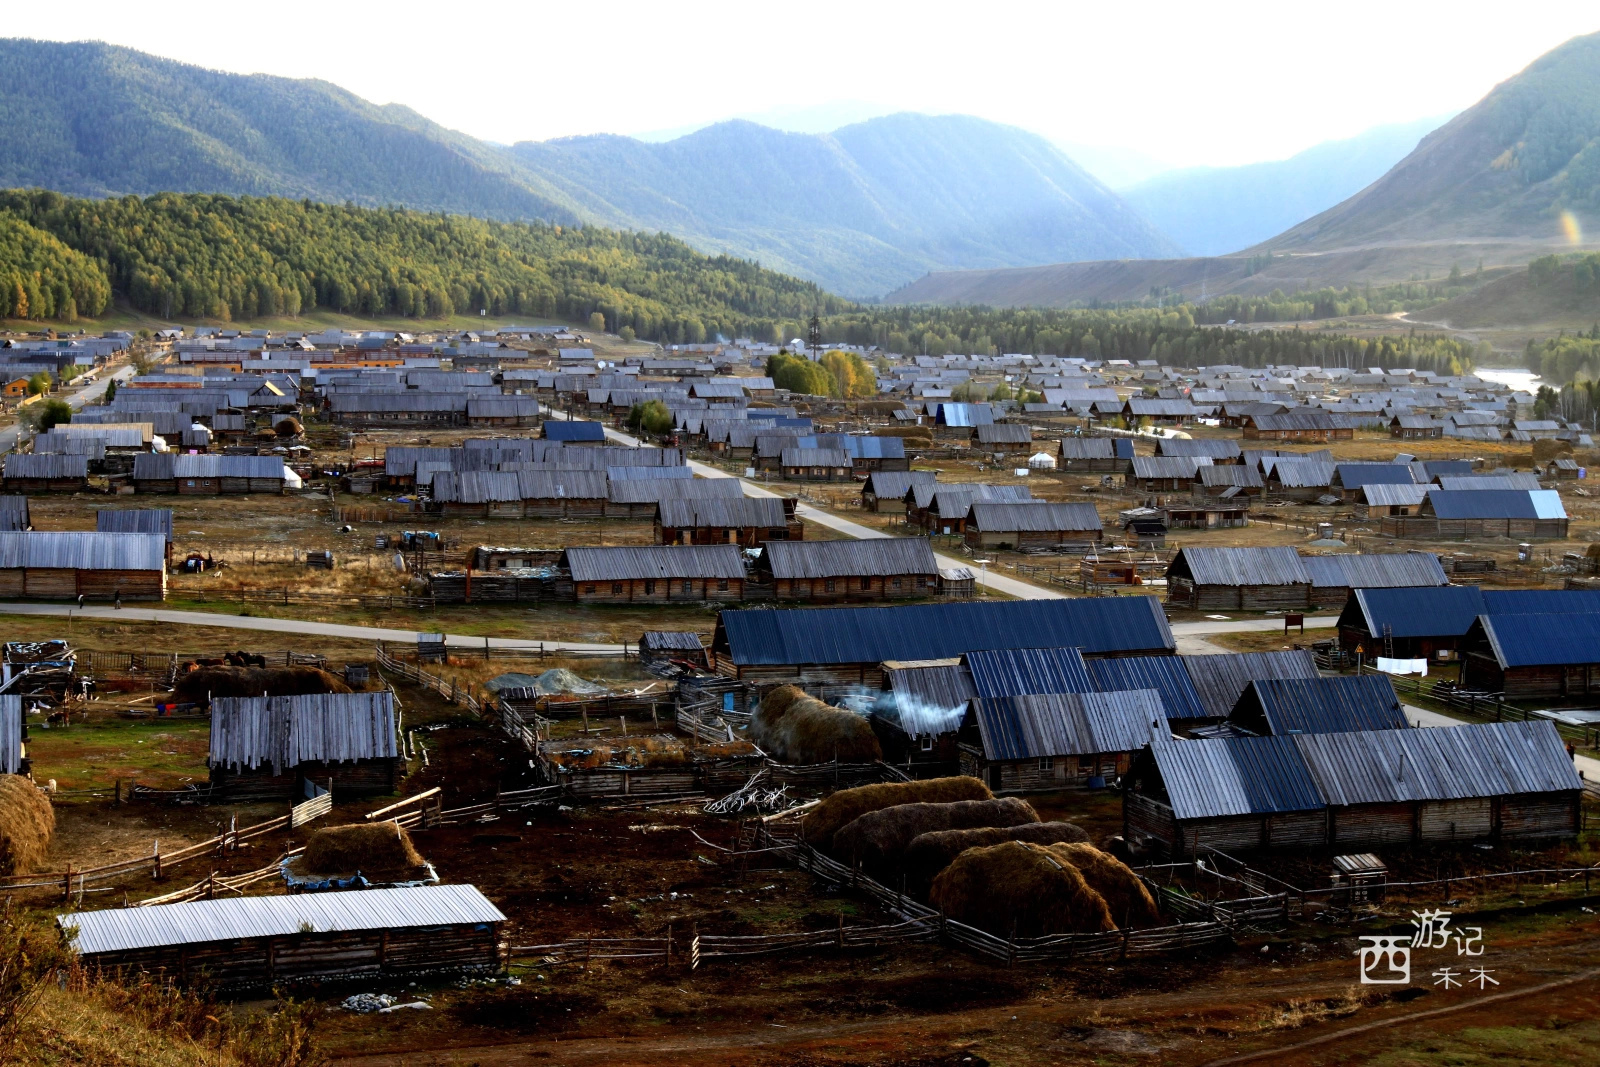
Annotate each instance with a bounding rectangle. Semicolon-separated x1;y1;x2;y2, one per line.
0;214;111;321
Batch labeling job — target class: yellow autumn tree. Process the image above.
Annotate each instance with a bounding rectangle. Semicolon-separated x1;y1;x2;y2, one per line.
820;350;876;399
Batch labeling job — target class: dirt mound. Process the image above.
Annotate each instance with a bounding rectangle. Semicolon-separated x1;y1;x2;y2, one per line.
1047;842;1161;929
832;797;1038;874
173;665;351;704
0;775;54;875
930;840;1115;938
302;822;423;875
903;821;1090;895
800;776;991;852
750;685;881;765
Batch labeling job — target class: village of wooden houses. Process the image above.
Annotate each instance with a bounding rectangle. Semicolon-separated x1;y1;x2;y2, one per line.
0;322;1596;1062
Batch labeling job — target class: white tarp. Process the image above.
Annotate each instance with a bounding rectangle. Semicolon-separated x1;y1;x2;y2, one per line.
1377;657;1428;677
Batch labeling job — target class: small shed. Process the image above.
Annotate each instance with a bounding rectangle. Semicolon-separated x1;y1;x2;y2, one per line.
208;691;402;797
959;689;1167;792
61;884;506;990
639;630;708;669
1057;437;1133;474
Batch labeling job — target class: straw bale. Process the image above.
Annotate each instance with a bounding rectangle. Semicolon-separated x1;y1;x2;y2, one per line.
173;665;352;704
0;775;54;875
302;822;424;875
903;821;1090;895
801;776;991;851
750;685;881;765
929;840;1114;937
832;797;1038;873
1046;842;1161;929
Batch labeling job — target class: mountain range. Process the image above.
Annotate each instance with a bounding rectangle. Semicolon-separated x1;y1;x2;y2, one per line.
888;31;1600;308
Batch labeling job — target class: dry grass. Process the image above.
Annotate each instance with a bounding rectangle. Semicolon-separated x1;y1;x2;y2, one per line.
902;821;1089;894
831;797;1039;874
0;777;53;875
800;776;991;851
172;665;351;704
1257;986;1386;1031
1046;842;1161;929
302;822;424;875
929;840;1115;937
750;685;881;765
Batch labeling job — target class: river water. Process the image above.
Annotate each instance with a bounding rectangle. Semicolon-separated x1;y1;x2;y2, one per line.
1473;368;1542;392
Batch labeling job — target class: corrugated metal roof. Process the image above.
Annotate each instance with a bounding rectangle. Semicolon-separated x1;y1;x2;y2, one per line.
923;484;1033;514
761;538;937;579
466;396;539;417
1360;483;1429;507
563;545;745;582
96;509;174;539
1156;439;1242;459
608;478;742;504
640;630;705;652
1149;735;1324;818
885;663;977;737
1437;473;1543;491
1240;676;1406;735
1199;465;1264;488
1428;489;1566;520
1180;650;1321;719
974;689;1166;759
1057;438;1133;460
543;421;606;441
1086;655;1208;722
0;694;20;774
1170;546;1309;586
657;497;787;528
1250;411;1349;431
1474;612;1600;668
863;471;938;500
64;884;506;956
0;497;27;533
1267;459;1335;488
0;532;165;570
975;424;1032;444
1297;721;1580;806
1131;456;1210;479
968;502;1103;533
1335;464;1416;488
935;403;995;427
966;646;1093;698
384;446;455;477
209;692;397;774
781;447;850;467
132;455;287;480
607;464;693;482
717;598;1175;666
3;454;87;479
1299;552;1448;591
328;392;468;413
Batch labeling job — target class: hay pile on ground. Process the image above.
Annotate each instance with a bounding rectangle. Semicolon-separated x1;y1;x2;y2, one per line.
750;685;881;765
832;797;1038;873
173;665;352;704
1046;842;1161;929
801;776;991;851
930;841;1115;938
302;822;424;875
0;776;53;875
903;821;1090;896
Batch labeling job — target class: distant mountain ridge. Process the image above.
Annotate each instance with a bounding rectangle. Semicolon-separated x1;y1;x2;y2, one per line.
509;114;1182;296
0;39;1179;297
1123;117;1445;256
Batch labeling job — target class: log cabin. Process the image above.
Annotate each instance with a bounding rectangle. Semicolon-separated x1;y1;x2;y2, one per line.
755;537;939;601
564;545;746;604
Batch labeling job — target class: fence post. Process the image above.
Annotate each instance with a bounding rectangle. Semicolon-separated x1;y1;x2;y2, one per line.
689;923;700;972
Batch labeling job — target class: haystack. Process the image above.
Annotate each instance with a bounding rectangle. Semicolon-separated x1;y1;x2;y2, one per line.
831;797;1039;873
302;822;424;875
0;775;54;875
173;665;352;705
800;776;991;851
750;685;881;765
929;841;1114;938
903;821;1090;895
1046;842;1161;929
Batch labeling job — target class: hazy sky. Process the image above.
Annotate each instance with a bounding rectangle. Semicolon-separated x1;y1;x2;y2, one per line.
17;1;1600;166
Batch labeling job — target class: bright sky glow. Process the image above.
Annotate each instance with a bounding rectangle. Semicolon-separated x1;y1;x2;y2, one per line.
15;1;1600;167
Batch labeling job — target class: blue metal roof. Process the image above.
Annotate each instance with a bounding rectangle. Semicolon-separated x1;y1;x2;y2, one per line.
1427;489;1565;519
1149;735;1324;819
714;597;1175;666
1335;463;1416;488
974;690;1167;760
966;646;1092;698
1241;676;1407;735
1087;655;1208;722
1348;586;1600;641
1473;612;1600;668
543;420;606;442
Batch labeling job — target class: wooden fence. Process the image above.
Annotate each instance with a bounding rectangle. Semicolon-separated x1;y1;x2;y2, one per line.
374;645;484;714
362;784;562;830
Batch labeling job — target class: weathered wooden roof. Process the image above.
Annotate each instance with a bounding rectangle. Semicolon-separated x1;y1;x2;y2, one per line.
563;545;746;583
973;689;1166;759
208;692;397;775
760;538;937;580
